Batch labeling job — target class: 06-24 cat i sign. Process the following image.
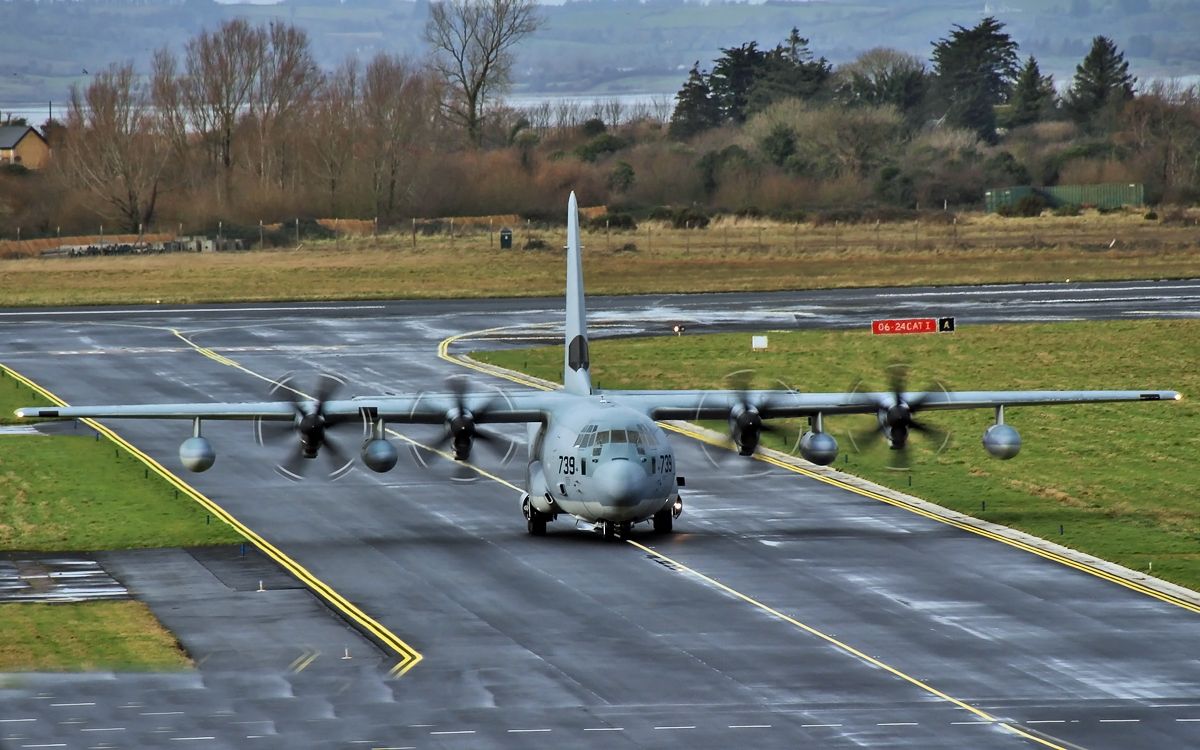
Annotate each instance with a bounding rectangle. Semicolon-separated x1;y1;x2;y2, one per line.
871;317;956;335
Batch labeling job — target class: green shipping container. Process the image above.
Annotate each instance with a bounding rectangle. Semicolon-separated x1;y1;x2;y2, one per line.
985;183;1144;212
984;186;1034;213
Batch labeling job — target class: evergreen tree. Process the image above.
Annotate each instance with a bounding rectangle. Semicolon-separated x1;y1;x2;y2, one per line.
709;42;767;123
1007;56;1055;128
931;16;1020;142
669;63;720;140
745;29;832;115
1066;36;1136;128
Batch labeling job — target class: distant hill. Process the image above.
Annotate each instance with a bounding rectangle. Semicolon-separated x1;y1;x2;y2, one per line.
2;0;1197;109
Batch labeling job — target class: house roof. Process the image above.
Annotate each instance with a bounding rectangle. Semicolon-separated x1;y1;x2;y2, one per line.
0;125;46;150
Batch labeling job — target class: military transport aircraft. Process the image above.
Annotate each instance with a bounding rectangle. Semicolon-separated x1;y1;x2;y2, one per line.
16;193;1181;540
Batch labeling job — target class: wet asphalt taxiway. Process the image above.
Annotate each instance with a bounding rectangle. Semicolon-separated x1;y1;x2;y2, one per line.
1;279;1198;749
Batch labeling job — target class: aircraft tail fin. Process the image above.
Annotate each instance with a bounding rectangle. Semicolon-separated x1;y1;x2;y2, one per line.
563;192;592;395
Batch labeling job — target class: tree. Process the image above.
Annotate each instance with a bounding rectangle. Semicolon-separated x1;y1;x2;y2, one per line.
931;16;1020;142
668;63;720;140
59;62;166;232
182;19;265;174
425;0;543;146
745;29;832;115
1066;36;1136;129
361;55;443;218
835;48;928;121
308;60;359;217
709;42;766;123
1007;56;1056;128
250;22;320;190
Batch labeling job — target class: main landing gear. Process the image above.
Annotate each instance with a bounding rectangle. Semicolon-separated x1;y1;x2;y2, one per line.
523;495;552;536
654;494;684;534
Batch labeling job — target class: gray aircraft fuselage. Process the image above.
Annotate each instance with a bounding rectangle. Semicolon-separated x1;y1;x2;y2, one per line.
527;399;677;525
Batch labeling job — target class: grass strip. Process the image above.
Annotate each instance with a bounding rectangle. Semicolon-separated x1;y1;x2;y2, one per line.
475;319;1200;591
0;601;190;671
2;213;1200;307
0;371;241;670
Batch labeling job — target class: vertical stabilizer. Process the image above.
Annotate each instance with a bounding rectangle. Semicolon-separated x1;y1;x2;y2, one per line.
563;192;593;395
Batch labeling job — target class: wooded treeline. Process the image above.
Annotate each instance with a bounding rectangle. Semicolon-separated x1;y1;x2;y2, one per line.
1;14;1198;238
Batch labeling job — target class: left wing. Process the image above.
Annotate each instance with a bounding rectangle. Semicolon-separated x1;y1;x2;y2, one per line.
610;389;1181;420
608;387;1180;464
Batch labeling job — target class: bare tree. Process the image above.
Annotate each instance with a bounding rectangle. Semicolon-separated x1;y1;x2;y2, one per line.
60;62;167;232
182;19;265;179
424;0;542;145
308;61;360;216
361;55;443;218
251;22;320;189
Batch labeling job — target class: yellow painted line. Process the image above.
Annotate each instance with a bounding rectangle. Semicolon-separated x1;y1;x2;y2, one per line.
664;420;1200;616
440;325;1200;616
1;362;423;677
625;539;1066;749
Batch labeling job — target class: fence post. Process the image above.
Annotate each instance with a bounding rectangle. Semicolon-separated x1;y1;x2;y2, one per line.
295;218;300;247
412;217;417;250
259;220;264;249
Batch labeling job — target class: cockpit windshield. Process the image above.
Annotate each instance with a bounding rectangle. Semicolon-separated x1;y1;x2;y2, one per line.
574;424;651;454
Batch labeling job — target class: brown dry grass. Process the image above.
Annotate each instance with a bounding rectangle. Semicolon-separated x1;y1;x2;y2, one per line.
1;210;1197;306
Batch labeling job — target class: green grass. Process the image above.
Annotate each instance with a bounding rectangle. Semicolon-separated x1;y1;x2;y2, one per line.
0;372;243;550
0;602;190;671
475;319;1200;591
0;370;241;670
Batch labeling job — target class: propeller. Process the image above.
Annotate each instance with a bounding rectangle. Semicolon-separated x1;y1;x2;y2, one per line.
846;364;950;470
408;375;519;483
255;371;361;481
696;369;801;477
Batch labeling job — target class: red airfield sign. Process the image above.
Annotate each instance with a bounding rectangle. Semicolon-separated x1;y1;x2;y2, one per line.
872;317;955;335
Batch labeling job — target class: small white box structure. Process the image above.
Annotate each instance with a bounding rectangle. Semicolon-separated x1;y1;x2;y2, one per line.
751;335;769;352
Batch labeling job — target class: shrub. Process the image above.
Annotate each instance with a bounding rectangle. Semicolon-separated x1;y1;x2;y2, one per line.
997;193;1048;217
616;242;638;253
589;212;637;231
1144;210;1159;221
647;206;674;222
607;161;635;193
581;118;607;137
523;237;548;250
672;206;710;229
812;208;865;226
575;133;627;162
1053;203;1082;217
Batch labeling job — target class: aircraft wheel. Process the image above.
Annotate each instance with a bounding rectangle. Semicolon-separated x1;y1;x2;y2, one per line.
652;512;673;534
653;508;674;534
600;520;616;541
527;509;548;536
618;521;633;537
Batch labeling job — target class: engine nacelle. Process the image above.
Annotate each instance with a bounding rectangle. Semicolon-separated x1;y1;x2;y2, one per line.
361;438;398;473
180;436;216;472
982;424;1021;460
731;407;762;456
799;431;839;466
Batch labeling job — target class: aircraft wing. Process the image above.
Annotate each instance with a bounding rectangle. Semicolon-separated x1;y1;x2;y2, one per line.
609;389;1182;421
15;390;559;424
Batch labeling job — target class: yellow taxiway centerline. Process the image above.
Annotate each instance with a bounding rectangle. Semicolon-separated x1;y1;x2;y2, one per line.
1;361;423;678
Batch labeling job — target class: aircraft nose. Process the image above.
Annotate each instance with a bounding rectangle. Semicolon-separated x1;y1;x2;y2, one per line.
594;459;644;506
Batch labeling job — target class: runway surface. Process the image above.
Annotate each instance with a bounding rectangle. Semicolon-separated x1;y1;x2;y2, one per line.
2;279;1198;749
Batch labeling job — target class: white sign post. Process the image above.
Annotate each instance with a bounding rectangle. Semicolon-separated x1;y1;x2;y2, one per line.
751;335;768;352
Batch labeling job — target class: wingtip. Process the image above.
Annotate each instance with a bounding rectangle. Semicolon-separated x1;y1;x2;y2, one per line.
568;191;577;208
